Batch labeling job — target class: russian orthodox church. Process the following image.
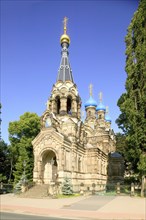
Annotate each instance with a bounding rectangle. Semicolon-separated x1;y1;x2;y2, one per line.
32;18;116;192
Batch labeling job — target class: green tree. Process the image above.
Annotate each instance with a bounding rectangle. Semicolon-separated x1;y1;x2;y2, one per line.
116;0;146;196
115;133;126;156
8;112;41;185
0;140;11;182
62;177;73;195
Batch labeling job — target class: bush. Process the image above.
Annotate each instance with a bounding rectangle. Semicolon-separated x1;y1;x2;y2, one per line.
62;177;73;195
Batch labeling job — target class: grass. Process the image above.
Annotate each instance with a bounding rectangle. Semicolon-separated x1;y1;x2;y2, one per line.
56;193;80;199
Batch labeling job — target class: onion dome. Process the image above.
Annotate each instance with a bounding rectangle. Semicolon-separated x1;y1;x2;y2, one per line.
105;106;112;123
85;84;97;108
96;92;106;112
85;96;97;108
105;114;112;122
60;34;70;45
60;17;70;46
96;102;106;111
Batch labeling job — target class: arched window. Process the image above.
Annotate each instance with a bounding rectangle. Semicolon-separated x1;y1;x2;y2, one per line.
56;97;60;114
99;114;102;119
67;97;72;114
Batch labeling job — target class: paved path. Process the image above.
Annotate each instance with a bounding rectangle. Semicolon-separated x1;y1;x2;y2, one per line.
1;193;146;219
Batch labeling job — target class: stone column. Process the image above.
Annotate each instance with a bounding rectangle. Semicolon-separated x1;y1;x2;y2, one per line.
72;99;77;116
52;100;56;114
37;160;43;184
60;97;67;115
77;102;81;119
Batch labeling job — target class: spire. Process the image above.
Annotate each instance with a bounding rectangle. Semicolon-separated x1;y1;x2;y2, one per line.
57;17;73;82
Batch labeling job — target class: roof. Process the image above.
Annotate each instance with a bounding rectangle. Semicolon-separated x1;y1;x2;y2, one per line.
57;43;74;82
96;102;106;111
84;96;97;108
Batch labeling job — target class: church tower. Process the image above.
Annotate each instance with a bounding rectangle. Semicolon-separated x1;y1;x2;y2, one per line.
32;18;116;193
45;17;81;119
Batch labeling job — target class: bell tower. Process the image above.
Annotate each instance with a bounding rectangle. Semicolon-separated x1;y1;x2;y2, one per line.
43;17;81;125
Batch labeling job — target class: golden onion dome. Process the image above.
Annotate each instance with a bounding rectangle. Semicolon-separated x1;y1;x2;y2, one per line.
60;17;70;46
60;33;70;45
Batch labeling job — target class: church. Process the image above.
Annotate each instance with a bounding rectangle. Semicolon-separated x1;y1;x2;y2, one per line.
32;18;116;192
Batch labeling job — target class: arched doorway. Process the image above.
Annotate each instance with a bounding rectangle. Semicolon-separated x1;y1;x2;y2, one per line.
42;150;58;184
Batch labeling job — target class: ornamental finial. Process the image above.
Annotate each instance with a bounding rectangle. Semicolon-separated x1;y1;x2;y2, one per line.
60;17;70;45
99;92;102;102
89;84;93;96
63;17;68;34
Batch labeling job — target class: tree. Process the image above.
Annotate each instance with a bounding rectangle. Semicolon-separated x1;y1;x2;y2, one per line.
8;112;41;184
116;0;146;196
62;177;73;195
0;140;11;182
115;133;126;156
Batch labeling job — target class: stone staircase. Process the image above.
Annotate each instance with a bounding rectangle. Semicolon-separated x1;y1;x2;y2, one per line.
19;184;50;198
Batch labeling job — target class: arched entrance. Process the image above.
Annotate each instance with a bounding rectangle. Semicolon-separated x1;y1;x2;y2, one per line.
42;150;58;184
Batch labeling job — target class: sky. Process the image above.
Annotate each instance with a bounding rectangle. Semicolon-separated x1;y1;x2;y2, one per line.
1;0;139;144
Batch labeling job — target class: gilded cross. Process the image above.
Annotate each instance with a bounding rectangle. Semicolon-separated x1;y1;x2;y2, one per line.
89;84;93;96
63;17;68;34
99;92;102;102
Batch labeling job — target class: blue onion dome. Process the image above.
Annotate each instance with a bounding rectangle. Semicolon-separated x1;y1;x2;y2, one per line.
96;92;106;112
84;96;97;108
105;114;112;123
105;106;111;122
96;102;106;112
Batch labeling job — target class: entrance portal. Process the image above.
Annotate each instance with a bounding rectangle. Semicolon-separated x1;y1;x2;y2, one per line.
42;150;58;184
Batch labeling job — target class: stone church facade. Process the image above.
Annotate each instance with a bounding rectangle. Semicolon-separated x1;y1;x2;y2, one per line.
32;18;116;192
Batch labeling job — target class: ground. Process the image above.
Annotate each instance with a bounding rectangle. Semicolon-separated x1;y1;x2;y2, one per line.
1;193;145;219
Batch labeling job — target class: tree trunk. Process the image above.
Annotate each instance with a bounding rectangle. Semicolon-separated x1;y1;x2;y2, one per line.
141;175;145;197
8;158;13;182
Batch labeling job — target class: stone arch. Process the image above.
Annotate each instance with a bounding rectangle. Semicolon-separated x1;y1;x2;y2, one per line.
55;96;61;114
67;95;72;114
39;148;58;184
42;113;51;128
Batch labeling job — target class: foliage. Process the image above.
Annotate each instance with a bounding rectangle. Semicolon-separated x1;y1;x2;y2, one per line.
116;0;146;176
0;140;11;182
138;154;146;174
8;112;41;184
115;132;126;156
62;177;73;195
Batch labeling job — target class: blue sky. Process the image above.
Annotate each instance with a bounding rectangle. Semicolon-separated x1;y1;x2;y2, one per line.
1;0;139;144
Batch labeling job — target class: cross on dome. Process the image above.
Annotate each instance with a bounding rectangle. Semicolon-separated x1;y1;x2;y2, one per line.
89;84;93;96
99;92;103;102
63;17;68;34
